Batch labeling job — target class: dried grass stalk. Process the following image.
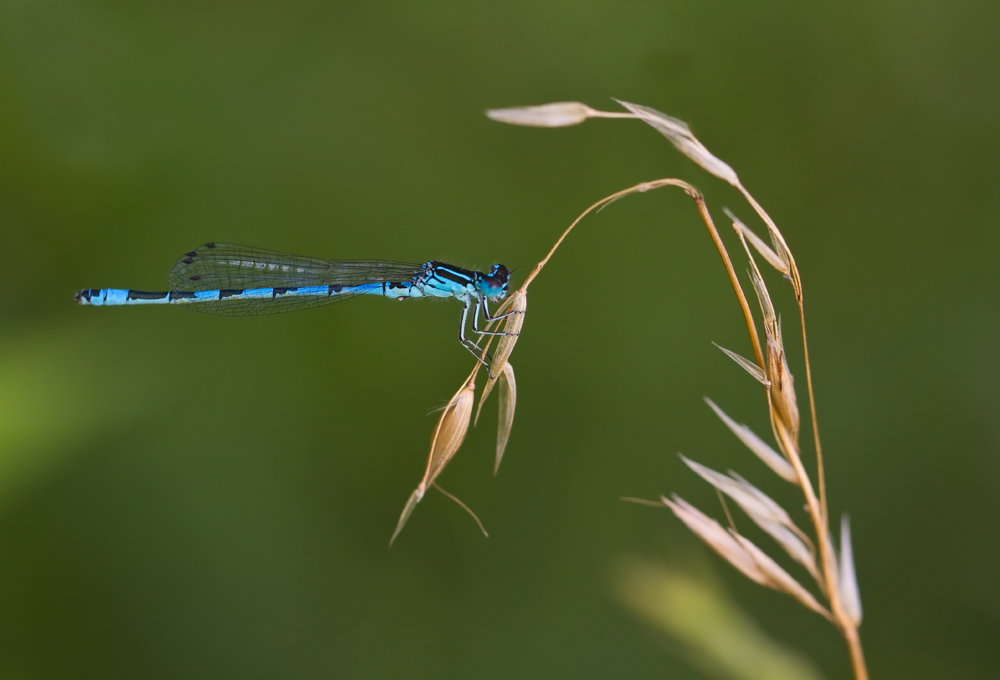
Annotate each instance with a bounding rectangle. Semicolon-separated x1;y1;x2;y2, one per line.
484;98;867;679
399;98;867;680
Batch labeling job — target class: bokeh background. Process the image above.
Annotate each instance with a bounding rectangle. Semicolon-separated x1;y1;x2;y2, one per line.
1;1;998;678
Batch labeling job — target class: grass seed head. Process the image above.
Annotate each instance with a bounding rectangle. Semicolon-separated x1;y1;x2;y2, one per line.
486;102;596;127
766;326;800;448
615;100;740;186
748;259;800;446
425;379;476;485
390;378;476;545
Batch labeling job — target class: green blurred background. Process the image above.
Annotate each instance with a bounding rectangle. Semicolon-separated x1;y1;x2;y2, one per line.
1;1;997;678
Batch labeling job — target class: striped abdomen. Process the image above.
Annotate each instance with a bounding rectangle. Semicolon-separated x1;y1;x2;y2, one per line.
74;282;408;308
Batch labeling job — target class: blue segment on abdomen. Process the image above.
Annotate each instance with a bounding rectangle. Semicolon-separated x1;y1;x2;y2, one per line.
292;286;328;296
81;289;172;306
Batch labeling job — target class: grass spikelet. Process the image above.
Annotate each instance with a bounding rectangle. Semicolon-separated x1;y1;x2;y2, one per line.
743;245;801;448
615;100;740;186
731;534;830;618
725;208;789;277
838;515;862;626
486;102;596;127
714;343;768;385
390;377;475;545
661;495;767;586
679;455;789;525
494;362;516;474
486;101;636;127
766;318;800;451
664;494;828;618
679;456;817;579
425;378;476;484
704;398;796;482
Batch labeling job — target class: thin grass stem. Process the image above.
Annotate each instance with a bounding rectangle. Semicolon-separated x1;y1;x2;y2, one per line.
518;178;764;370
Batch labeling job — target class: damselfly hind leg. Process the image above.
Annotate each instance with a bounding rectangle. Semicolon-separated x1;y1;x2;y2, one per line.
459;301;495;378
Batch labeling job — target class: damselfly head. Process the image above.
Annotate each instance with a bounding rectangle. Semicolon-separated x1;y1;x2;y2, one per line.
480;264;510;299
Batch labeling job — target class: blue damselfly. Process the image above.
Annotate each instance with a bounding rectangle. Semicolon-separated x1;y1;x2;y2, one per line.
76;243;516;369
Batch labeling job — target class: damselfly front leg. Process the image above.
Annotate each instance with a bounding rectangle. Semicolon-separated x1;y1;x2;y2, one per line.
472;297;521;337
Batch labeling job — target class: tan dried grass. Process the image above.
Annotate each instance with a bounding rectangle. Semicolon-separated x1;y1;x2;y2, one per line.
482;100;868;680
390;98;866;680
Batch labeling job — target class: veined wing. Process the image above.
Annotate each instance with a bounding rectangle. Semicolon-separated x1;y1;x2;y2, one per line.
167;242;425;317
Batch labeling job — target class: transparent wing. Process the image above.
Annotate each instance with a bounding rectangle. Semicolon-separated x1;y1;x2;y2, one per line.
167;242;425;317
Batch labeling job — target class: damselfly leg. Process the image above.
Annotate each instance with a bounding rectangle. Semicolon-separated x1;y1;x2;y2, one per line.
458;301;496;377
472;297;521;337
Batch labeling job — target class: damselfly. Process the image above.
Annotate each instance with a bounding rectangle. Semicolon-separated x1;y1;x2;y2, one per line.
76;243;516;370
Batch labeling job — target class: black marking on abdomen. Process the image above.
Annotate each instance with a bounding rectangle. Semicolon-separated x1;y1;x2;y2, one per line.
328;285;343;295
127;290;169;300
219;289;243;299
272;287;298;297
169;291;197;301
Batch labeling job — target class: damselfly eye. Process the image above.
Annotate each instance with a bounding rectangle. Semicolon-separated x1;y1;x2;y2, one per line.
490;264;511;286
484;276;507;291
